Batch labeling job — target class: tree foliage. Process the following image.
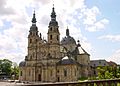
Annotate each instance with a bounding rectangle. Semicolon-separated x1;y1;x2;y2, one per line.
97;66;120;79
0;59;12;75
11;62;19;79
0;59;19;79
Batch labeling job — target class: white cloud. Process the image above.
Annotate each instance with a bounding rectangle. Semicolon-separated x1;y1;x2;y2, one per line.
0;0;109;64
107;49;120;64
0;0;15;15
83;6;100;25
82;6;109;32
0;19;3;27
99;35;120;42
98;35;120;64
95;19;109;28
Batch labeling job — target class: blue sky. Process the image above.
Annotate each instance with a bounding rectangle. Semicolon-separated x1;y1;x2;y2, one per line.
84;0;120;62
0;0;120;64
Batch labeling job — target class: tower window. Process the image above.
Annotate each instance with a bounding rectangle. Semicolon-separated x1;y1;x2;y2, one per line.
30;39;32;43
57;28;58;31
57;77;60;82
30;32;32;35
29;69;31;76
50;27;52;31
20;71;22;76
75;69;76;76
50;70;52;76
57;70;59;73
50;35;52;40
64;69;67;77
94;71;96;75
57;35;59;41
36;39;37;42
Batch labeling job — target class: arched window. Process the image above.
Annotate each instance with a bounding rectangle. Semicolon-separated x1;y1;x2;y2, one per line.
94;71;96;75
29;69;31;76
57;77;60;82
75;69;76;76
64;69;67;77
36;39;37;42
50;35;52;40
30;32;32;35
57;35;59;41
57;70;59;73
36;32;37;35
50;27;52;31
20;71;22;76
30;39;32;43
50;70;52;76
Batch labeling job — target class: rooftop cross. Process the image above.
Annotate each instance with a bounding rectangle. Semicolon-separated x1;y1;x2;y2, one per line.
32;10;37;24
66;26;70;36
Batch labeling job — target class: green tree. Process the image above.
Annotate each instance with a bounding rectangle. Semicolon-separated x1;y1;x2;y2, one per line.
97;66;120;79
0;59;12;76
11;62;19;79
97;66;106;79
0;59;19;79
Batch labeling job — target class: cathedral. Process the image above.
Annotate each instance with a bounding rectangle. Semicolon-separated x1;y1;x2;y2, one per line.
19;6;90;82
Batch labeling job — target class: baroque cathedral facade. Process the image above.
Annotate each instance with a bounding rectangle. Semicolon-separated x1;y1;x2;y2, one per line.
19;6;90;82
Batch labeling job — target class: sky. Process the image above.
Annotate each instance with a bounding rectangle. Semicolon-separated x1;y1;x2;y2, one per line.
0;0;120;64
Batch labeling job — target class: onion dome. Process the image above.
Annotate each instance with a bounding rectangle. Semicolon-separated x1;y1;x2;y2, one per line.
49;5;58;26
30;11;38;31
61;28;76;45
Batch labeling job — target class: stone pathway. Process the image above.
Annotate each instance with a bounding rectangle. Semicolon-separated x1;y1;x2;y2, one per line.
0;81;24;86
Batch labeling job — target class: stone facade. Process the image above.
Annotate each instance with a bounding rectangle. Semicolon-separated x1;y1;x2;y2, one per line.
90;60;117;77
19;7;90;82
90;60;109;76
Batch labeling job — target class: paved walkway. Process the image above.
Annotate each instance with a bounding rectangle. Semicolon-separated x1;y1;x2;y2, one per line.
0;81;24;86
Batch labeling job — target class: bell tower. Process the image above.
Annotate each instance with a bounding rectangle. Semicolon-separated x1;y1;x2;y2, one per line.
27;11;39;60
47;5;60;58
48;5;60;44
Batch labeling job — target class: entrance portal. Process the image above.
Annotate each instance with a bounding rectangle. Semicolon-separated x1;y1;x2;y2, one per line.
57;77;60;82
38;74;41;81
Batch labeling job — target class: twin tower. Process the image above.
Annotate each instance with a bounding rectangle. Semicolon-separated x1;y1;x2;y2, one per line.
28;6;60;59
19;6;90;82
